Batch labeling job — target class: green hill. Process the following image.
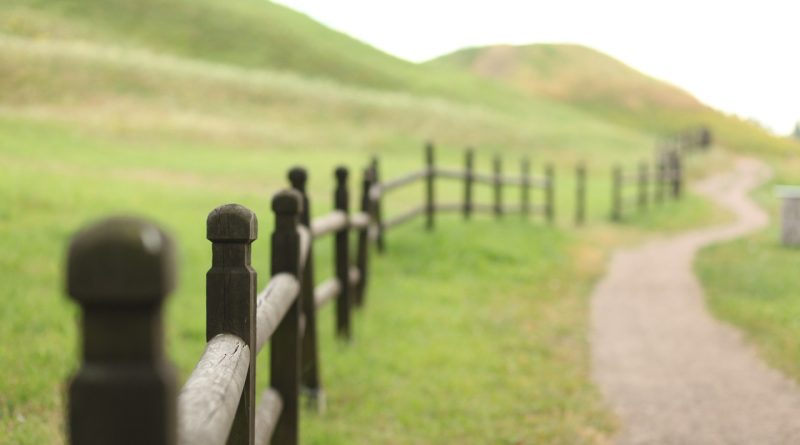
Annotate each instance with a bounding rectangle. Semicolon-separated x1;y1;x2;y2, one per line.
430;43;799;155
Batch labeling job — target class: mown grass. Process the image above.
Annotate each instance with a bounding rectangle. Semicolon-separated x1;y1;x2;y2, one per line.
696;153;800;382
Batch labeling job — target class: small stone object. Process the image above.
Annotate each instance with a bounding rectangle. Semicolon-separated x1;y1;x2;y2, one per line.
776;186;800;246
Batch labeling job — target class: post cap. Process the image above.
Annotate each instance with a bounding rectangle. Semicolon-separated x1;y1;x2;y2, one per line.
207;204;258;242
288;167;308;190
335;166;348;183
67;216;176;304
272;189;303;215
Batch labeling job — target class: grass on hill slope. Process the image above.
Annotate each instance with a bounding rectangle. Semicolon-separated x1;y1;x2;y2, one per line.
430;43;800;157
696;152;800;383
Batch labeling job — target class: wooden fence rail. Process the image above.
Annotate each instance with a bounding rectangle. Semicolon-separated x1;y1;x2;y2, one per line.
611;149;684;221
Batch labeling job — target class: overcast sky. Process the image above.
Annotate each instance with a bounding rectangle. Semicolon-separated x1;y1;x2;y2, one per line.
274;0;799;135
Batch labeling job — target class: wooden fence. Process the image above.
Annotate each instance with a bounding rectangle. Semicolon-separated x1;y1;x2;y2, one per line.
372;143;555;251
62;130;707;445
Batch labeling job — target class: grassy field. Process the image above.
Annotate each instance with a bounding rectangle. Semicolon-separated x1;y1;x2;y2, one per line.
696;153;800;383
0;0;755;443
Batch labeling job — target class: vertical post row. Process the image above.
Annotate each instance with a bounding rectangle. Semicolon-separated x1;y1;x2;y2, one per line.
66;217;177;445
576;162;586;226
355;167;373;307
288;168;323;408
464;148;474;220
655;152;665;205
334;167;351;340
612;165;622;221
638;161;648;211
371;157;385;253
270;190;303;445
425;142;435;231
545;163;555;224
207;204;258;445
521;157;531;218
493;155;502;218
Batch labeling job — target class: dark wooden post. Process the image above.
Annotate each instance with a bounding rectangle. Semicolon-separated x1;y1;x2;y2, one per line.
270;190;303;445
370;157;385;253
207;204;258;445
425;142;435;230
655;153;665;205
612;165;622;221
671;150;683;199
521;157;531;218
638;161;649;211
463;148;474;220
545;163;555;224
576;162;586;226
334;167;351;339
288;168;322;408
355;166;373;307
66;217;177;445
493;155;502;218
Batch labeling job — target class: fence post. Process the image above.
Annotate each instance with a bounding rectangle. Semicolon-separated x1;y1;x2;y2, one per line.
521;157;531;218
207;204;258;445
463;148;474;220
288;168;323;409
638;161;648;211
545;163;555;224
425;142;435;230
576;162;586;226
493;155;502;218
270;190;303;445
66;217;177;445
655;151;665;205
355;166;373;307
370;157;385;253
334;167;352;340
612;165;622;221
671;150;683;199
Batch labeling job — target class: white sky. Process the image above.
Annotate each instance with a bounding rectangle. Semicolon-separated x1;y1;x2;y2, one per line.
274;0;799;135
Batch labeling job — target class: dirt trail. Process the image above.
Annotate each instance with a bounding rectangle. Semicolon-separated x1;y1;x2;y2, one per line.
591;158;800;444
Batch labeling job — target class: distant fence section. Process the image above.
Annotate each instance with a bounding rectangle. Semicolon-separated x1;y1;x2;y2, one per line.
62;127;710;445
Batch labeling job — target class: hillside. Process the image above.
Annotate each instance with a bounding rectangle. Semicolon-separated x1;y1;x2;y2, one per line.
430;43;800;155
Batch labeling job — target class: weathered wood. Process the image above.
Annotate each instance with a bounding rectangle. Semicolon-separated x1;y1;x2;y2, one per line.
425;141;435;231
544;163;555;224
371;157;385;253
349;266;361;287
521;157;531;217
206;204;258;445
298;226;311;274
269;190;303;445
288;167;323;409
310;211;347;239
470;171;496;184
612;164;623;221
254;274;300;353
354;167;373;307
384;206;425;229
349;212;370;229
178;334;250;445
254;389;283;445
464;148;474;219
493;155;502;218
314;278;341;309
334;167;352;340
66;216;177;445
436;167;467;180
379;169;428;193
576;162;586;226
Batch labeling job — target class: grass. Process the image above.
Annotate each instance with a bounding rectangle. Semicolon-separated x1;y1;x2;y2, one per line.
696;152;800;382
0;0;752;442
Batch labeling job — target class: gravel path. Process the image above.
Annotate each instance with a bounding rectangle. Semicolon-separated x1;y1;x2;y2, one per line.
591;158;800;444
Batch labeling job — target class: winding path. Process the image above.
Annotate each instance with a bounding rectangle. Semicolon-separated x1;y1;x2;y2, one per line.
591;158;800;444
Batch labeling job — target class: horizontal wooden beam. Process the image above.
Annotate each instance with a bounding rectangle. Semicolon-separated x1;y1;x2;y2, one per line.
310;211;347;239
314;277;341;309
255;273;300;354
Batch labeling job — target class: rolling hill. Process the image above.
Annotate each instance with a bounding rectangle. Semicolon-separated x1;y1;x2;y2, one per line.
430;43;799;155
